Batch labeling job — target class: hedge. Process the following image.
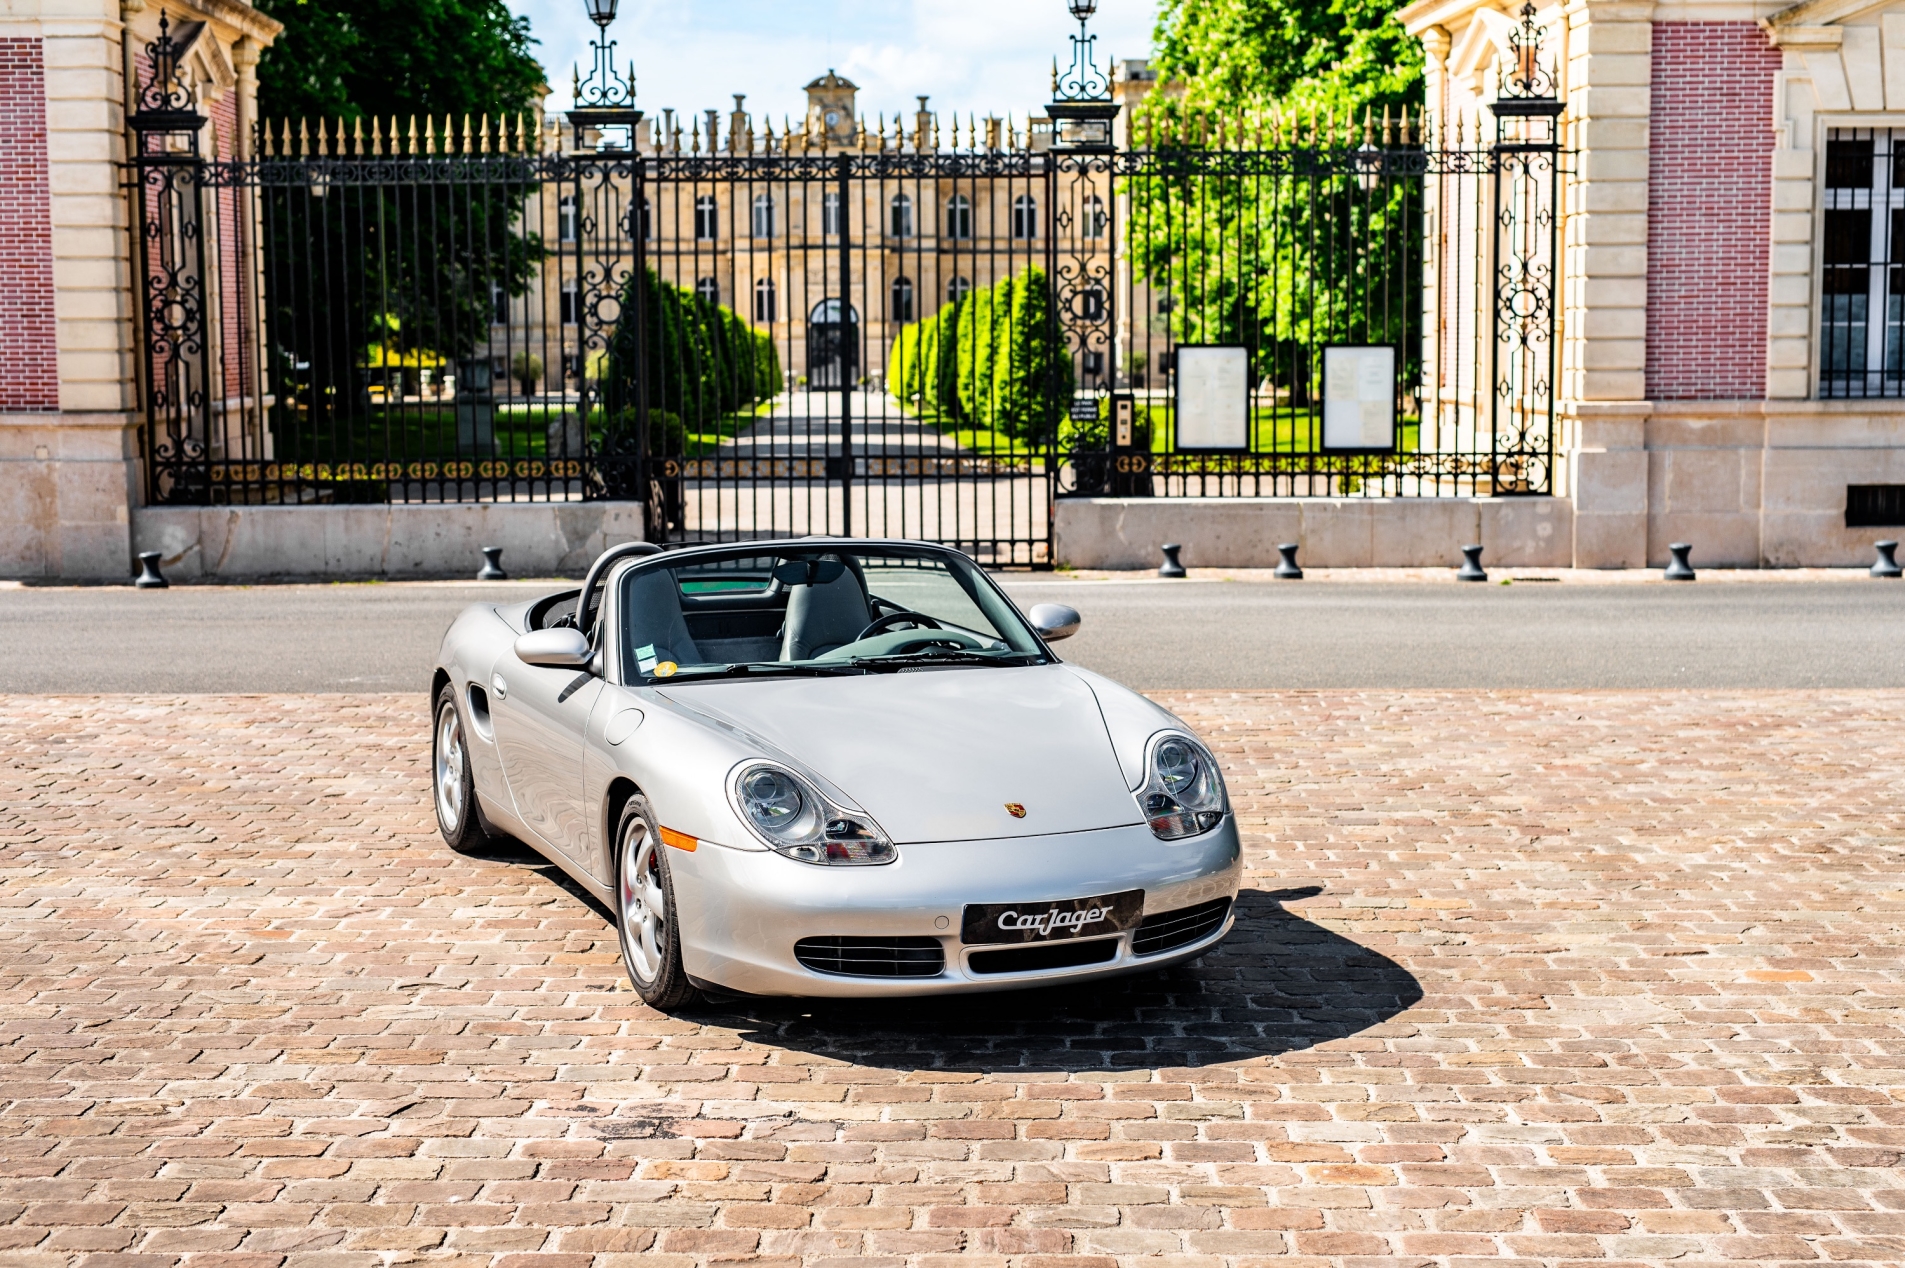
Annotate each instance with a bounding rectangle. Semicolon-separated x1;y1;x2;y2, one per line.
889;266;1073;442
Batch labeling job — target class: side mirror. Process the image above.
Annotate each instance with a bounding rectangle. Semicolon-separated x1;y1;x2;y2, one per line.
515;627;592;670
1028;603;1081;642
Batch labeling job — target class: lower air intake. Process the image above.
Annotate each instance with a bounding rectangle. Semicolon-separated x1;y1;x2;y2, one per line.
795;936;946;978
1132;897;1232;955
968;937;1119;975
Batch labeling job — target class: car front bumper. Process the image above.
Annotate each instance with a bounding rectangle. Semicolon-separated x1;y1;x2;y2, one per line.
670;817;1243;997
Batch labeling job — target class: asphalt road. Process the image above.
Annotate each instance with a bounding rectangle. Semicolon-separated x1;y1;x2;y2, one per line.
4;575;1903;692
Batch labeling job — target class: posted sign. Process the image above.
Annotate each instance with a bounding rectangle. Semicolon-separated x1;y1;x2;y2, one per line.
1321;345;1397;451
1174;345;1249;450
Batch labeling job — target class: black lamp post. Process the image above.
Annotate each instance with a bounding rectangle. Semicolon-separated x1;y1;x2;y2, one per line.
1049;0;1116;150
568;0;641;144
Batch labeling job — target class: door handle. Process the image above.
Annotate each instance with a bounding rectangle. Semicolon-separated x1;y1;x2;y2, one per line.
491;673;508;700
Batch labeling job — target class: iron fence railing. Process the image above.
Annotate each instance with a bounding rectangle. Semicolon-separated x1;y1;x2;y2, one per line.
127;105;1561;563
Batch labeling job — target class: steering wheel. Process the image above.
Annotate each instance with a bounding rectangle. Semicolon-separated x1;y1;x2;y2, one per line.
855;610;944;641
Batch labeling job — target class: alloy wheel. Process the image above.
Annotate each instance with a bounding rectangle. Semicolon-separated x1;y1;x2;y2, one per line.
620;823;667;985
434;702;465;833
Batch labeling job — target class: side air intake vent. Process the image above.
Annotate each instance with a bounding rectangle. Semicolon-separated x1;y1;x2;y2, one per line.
795;936;945;978
1132;898;1232;955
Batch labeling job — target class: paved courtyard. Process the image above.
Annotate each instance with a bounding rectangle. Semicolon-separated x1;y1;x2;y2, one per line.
4;690;1904;1267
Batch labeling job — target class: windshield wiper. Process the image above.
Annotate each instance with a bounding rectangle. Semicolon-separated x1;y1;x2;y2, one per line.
659;661;858;681
839;650;1044;672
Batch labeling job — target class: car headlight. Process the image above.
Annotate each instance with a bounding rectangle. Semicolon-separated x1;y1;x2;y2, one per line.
1139;732;1227;840
730;762;896;865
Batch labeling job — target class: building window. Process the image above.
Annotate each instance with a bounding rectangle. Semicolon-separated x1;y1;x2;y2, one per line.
948;276;972;304
890;193;914;238
822;191;841;236
560;282;579;325
891;276;914;323
1081;195;1107;239
1012;194;1038;239
491;282;508;325
946;194;972;240
633;194;651;240
1079;286;1106;321
751;192;776;238
696;277;720;306
695;194;719;241
1821;128;1905;397
1084;350;1104;377
754;277;777;323
558;195;578;243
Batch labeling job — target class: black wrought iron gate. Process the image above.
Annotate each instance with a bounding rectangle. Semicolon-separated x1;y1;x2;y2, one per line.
128;29;1562;569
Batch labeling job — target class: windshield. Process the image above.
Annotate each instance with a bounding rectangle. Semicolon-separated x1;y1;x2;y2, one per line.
617;544;1048;683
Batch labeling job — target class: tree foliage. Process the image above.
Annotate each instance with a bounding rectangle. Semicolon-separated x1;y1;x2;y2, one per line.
1130;0;1426;405
254;0;545;121
889;267;1074;442
1147;0;1422;126
602;269;782;442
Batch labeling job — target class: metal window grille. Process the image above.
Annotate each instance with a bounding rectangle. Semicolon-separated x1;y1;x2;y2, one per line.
1821;128;1905;397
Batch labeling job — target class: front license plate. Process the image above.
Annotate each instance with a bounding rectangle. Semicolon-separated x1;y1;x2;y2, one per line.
961;889;1144;945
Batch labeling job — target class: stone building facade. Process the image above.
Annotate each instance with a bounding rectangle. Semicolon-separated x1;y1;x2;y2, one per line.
0;0;276;579
1405;0;1905;566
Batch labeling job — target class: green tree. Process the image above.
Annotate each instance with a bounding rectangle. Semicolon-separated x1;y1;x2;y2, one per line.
253;0;547;458
1132;0;1425;409
1147;0;1421;126
254;0;545;121
890;267;1073;443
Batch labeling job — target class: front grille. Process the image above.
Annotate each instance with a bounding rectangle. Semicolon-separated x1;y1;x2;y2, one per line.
794;936;946;978
1132;898;1232;956
968;937;1119;975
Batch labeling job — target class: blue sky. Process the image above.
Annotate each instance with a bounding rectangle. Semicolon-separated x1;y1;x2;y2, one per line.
505;0;1161;127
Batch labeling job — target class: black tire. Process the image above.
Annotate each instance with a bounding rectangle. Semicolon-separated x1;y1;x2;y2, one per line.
432;684;502;854
614;796;699;1010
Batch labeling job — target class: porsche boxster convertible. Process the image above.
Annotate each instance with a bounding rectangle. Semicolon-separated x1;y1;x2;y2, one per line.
431;538;1240;1008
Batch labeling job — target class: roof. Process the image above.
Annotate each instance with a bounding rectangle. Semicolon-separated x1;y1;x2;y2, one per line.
805;69;859;91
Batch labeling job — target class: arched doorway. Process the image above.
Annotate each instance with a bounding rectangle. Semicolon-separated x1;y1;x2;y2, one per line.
807;298;859;388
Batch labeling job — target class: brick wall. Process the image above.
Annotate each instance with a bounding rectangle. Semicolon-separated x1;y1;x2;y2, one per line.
1646;22;1781;401
0;38;58;412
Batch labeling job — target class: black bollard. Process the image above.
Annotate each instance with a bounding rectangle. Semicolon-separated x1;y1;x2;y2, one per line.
1455;544;1487;582
1158;543;1187;578
1274;542;1303;580
1873;540;1902;579
477;546;508;581
1664;541;1696;581
134;551;169;589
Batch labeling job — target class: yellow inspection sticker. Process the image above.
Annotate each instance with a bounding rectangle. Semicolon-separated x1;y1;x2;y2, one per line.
653;661;678;678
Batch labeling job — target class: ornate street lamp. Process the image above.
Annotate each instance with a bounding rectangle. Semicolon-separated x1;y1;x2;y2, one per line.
1048;0;1116;150
568;0;641;145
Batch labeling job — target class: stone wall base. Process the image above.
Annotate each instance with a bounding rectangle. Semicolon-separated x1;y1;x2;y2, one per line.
0;412;137;580
1054;497;1572;570
133;502;646;580
1570;400;1905;568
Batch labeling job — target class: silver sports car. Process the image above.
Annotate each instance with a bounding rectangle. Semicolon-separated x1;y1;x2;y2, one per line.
431;538;1240;1008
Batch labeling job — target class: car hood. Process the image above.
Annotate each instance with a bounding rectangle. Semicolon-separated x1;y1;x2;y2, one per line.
657;665;1141;843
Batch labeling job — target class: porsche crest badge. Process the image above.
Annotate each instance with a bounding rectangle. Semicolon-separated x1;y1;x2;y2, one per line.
1004;803;1027;818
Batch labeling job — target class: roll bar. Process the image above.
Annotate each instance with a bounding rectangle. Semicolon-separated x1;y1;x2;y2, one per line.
578;541;663;645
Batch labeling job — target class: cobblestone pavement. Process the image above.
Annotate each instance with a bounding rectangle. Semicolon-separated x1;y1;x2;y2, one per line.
3;691;1904;1268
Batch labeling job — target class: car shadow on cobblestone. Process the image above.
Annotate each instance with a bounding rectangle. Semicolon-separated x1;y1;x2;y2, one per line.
704;886;1422;1073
